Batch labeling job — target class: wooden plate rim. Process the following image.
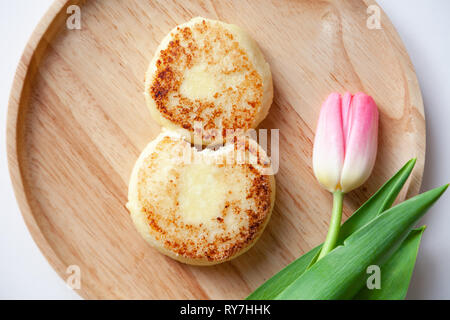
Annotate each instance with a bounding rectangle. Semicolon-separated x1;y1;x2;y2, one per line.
6;0;75;292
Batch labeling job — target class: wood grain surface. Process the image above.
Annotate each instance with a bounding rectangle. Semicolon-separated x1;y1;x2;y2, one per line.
7;0;425;299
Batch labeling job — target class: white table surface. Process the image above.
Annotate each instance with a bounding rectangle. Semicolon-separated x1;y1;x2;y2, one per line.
1;0;449;300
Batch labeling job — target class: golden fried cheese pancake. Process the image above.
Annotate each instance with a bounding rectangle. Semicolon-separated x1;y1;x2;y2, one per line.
127;131;275;265
144;17;273;145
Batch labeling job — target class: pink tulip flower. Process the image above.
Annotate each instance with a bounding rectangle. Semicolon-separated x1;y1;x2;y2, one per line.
313;92;379;193
313;92;379;260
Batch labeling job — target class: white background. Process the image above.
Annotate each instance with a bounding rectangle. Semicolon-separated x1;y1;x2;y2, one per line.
1;0;449;299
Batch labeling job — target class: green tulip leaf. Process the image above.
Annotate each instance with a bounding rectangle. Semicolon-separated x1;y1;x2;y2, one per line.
354;226;426;300
247;159;416;300
274;185;447;299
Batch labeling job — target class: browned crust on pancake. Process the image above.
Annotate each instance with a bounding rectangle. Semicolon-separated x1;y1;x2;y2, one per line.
148;19;263;140
136;136;272;262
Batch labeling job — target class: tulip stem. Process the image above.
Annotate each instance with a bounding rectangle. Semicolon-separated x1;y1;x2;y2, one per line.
317;190;344;261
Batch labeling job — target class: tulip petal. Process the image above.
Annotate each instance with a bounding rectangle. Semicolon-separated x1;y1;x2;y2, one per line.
340;93;379;192
313;93;345;192
341;92;353;147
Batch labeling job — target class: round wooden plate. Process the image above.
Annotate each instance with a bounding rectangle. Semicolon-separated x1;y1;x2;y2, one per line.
7;0;425;299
